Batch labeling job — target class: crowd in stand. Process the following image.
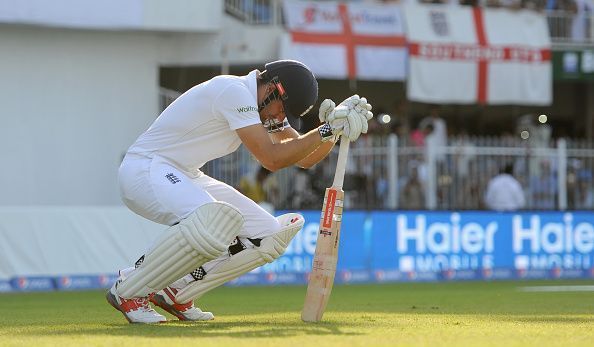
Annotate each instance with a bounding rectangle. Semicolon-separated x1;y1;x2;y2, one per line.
234;0;593;41
378;0;594;41
226;0;594;211
262;102;594;212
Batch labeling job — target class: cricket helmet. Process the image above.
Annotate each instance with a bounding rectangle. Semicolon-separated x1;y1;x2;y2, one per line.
260;60;318;124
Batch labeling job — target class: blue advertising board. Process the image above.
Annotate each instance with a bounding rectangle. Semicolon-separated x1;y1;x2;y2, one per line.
371;211;594;278
252;210;594;284
2;211;593;291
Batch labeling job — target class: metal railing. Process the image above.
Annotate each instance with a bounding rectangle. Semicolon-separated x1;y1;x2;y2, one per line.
224;0;283;25
198;134;594;211
547;9;594;45
224;0;594;45
157;87;594;211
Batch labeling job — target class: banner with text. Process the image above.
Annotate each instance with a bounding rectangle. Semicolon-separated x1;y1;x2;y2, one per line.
404;5;552;105
281;0;407;81
229;211;594;286
3;211;593;291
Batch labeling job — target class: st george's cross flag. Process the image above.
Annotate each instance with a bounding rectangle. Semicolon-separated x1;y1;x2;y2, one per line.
281;0;407;81
405;5;552;105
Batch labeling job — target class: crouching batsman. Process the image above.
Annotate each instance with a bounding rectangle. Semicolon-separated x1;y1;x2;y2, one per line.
108;60;373;323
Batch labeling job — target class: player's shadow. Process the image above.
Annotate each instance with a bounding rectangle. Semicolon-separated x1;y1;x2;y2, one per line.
25;320;363;339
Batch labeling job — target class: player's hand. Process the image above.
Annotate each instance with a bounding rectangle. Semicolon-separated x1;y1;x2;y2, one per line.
352;97;373;135
326;95;361;123
318;99;336;123
321;95;373;142
339;97;373;141
318;95;361;123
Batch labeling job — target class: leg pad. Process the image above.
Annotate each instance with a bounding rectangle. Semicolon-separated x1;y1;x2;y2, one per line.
175;213;304;303
117;202;243;298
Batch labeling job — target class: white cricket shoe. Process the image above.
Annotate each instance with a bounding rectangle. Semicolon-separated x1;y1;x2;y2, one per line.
151;286;214;321
106;281;166;324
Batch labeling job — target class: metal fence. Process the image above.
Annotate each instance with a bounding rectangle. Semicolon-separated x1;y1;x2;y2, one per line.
224;0;282;25
157;86;594;211
199;134;594;211
224;0;594;45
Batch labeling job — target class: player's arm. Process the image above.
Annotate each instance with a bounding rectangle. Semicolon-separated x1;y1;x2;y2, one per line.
236;124;327;172
269;127;335;168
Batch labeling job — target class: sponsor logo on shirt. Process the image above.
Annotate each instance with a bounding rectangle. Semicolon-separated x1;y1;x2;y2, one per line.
237;106;258;113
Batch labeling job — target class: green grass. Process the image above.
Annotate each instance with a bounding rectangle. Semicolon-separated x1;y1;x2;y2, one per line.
1;280;593;346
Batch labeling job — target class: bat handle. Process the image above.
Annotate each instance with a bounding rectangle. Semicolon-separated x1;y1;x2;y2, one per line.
332;136;350;189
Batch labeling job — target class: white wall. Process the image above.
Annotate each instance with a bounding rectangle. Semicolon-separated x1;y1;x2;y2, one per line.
158;15;284;66
0;27;161;204
0;14;283;205
0;0;223;32
0;206;163;279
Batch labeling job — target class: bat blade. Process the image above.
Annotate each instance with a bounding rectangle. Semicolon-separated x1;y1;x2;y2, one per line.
301;186;344;322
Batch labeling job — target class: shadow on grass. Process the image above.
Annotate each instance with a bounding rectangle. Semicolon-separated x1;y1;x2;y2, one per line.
20;320;362;339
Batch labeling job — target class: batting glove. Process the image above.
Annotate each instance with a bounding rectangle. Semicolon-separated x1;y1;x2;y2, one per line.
318;95;362;123
318;99;335;124
341;97;373;142
352;97;373;135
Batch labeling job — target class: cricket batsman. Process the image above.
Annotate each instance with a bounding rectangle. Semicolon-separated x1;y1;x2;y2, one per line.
107;60;373;323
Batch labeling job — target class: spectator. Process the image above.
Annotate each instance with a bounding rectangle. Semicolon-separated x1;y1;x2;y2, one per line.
485;0;523;9
575;169;594;209
529;160;557;209
420;106;447;151
389;99;411;144
422;111;448;170
523;0;546;11
262;169;280;208
291;167;318;209
400;164;426;209
451;130;477;181
410;119;428;147
516;113;552;177
571;0;594;41
239;165;275;213
484;163;526;211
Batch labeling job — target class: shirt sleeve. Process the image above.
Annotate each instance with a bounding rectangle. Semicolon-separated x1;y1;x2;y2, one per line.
214;83;262;130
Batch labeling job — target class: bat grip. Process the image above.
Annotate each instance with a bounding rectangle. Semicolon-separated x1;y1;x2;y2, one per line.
332;136;350;189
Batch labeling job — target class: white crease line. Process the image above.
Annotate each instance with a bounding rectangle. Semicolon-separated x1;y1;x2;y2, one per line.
518;285;594;292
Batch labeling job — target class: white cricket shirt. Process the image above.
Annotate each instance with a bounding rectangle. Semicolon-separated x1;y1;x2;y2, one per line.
484;174;526;211
127;70;262;173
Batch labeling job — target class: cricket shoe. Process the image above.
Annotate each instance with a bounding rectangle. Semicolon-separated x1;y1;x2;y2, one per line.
151;286;214;321
105;280;166;324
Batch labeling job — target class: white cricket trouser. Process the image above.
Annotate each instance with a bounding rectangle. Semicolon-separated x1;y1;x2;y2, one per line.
118;154;280;240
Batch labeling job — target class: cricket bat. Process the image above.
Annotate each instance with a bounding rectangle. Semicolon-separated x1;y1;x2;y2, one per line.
301;136;350;322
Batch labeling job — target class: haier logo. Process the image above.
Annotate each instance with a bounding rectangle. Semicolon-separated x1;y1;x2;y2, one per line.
397;213;497;254
513;214;594;253
513;214;594;270
396;213;497;272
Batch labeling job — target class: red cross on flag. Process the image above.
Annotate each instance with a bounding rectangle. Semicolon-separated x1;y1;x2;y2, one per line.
405;5;552;105
281;0;407;81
